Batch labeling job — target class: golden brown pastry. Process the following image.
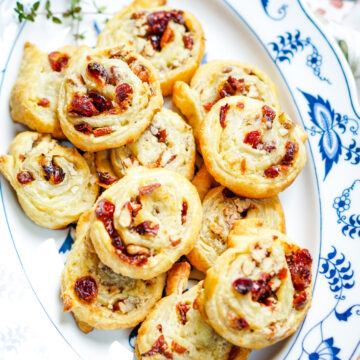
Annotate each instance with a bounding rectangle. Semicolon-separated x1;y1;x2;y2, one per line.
187;186;285;273
173;60;280;141
61;210;166;332
97;0;205;96
57;45;163;151
199;96;307;198
199;219;313;350
135;261;250;359
191;164;218;202
0;131;98;229
109;108;196;180
10;42;77;138
89;166;202;279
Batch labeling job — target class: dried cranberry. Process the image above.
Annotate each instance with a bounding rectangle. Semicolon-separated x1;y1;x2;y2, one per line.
233;278;253;295
264;165;280;178
219;76;245;98
17;171;34;184
251;280;272;304
69;94;99;117
139;183;161;196
48;51;69;72
131;11;146;19
262;141;277;152
183;33;193;49
231;316;250;330
244;130;262;149
141;335;173;359
156;129;167;143
278;267;288;280
203;101;216;112
74;123;93;134
293;291;307;310
181;201;188;225
220;103;230;128
41;158;65;185
75;276;98;303
135;221;159;236
97;171;117;186
38;98;50;107
115;83;133;107
112;236;126;252
282;141;299;165
172;341;187;354
95;199;115;223
149;35;161;51
176;302;190;325
262;105;276;123
87;62;109;85
88;92;111;112
286;248;312;292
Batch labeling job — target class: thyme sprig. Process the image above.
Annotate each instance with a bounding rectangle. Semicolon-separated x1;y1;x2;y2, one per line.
14;1;40;23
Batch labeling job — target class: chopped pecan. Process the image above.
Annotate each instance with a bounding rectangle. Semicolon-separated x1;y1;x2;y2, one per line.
93;127;114;137
183;33;193;49
172;341;187;354
97;171;117;186
141;335;173;359
220;103;230;128
74;123;93;134
176;302;190;325
169;237;182;246
203;101;216;112
282;141;299;165
293;291;307;310
119;201;133;227
132;63;151;83
278;267;287;280
160;25;174;49
126;244;151;256
181;201;188;225
139;183;161;196
286;248;312;291
48;51;69;72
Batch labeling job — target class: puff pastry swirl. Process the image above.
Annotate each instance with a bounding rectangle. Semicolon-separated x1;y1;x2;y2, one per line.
187;186;285;273
108;108;195;180
135;277;250;360
89;166;202;279
57;45;163;151
199;219;313;349
97;0;205;96
61;210;166;332
10;42;76;138
173;60;280;140
0;132;98;229
199;96;308;198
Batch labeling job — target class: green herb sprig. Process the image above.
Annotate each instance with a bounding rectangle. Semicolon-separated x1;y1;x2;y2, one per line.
14;1;40;22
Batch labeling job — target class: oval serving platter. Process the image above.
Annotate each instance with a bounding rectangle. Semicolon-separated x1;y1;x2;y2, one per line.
0;0;359;359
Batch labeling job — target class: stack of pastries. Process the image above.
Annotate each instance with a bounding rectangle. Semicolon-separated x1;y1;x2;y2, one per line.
0;0;313;358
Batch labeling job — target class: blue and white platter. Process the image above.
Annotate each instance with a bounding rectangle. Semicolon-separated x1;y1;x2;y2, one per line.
0;0;359;359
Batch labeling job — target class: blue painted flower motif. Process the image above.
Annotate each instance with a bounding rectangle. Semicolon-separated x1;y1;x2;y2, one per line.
128;324;140;349
201;52;207;65
260;0;288;21
333;180;360;239
58;226;75;254
308;338;341;360
268;30;330;83
299;247;359;359
299;90;360;178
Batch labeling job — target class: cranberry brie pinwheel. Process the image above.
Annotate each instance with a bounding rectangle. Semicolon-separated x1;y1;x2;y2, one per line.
10;42;77;138
61;210;166;333
199;96;307;198
199;219;312;350
0;132;98;229
135;262;251;360
173;60;280;140
97;0;205;96
187;186;285;273
89;166;202;279
57;45;163;152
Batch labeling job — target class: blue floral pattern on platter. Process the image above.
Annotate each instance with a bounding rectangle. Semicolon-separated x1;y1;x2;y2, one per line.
299;90;360;178
261;0;288;21
58;226;75;254
333;180;360;239
269;30;330;83
300;247;360;359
